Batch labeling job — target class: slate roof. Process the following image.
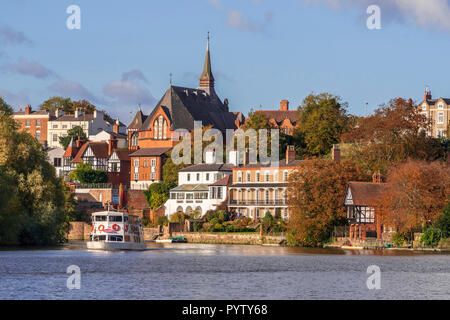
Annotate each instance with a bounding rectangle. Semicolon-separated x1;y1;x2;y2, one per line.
347;182;387;207
128;109;148;130
424;98;450;106
140;85;237;132
129;147;171;157
179;163;235;172
256;110;299;125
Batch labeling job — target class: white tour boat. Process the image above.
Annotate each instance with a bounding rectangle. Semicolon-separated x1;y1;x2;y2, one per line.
87;209;146;251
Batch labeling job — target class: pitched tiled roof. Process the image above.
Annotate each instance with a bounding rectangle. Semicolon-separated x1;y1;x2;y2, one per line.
141;85;237;132
231;183;288;188
347;182;387;207
209;174;232;186
129;147;171;157
112;149;132;161
72;142;109;163
256;110;299;125
179;163;235;172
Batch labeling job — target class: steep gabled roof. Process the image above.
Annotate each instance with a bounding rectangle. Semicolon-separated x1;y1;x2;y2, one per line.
140;85;237;132
179;163;235;172
72;142;109;163
347;182;387;207
111;149;132;161
128;109;148;130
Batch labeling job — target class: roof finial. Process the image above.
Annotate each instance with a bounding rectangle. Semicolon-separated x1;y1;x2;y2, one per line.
170;73;173;86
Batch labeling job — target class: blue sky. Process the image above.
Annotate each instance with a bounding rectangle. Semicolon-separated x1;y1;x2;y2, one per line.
1;0;450;123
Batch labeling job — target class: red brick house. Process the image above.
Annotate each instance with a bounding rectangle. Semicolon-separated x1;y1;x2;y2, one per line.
255;100;298;135
129;147;171;190
12;105;54;146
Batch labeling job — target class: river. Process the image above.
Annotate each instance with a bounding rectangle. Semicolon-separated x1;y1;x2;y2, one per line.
0;242;449;300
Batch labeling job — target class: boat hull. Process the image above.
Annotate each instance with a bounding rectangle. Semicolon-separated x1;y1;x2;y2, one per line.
87;241;147;251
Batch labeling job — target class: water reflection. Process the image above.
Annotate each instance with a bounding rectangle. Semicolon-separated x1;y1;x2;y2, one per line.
0;242;448;300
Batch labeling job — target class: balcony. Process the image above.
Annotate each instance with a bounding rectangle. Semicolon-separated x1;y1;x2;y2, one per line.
228;199;287;206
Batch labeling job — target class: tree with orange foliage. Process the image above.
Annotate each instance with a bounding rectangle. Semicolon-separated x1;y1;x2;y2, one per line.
287;158;368;246
379;160;450;235
342;98;445;175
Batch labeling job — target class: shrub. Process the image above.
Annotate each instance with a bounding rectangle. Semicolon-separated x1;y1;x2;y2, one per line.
392;232;406;247
170;212;186;224
420;227;442;248
156;215;169;226
434;203;450;239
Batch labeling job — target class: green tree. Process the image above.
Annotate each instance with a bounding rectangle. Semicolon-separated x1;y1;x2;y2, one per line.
434;202;450;239
70;163;108;184
0;114;73;245
40;96;73;113
0;97;13;116
59;126;87;150
294;93;350;156
143;182;175;210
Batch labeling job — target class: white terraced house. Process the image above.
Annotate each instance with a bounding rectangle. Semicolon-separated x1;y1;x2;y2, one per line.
47;109;126;148
163;150;235;217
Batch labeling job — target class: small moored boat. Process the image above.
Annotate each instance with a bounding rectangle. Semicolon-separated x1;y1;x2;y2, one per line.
87;209;146;251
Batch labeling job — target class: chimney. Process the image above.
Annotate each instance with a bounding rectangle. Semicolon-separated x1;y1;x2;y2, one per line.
25;104;32;115
113;118;119;134
205;149;216;164
74;108;79;118
94;110;98;118
243;148;250;166
424;89;432;101
108;139;117;156
228;150;239;166
285;145;295;164
332;144;341;162
372;170;383;183
55;108;60;118
76;136;83;148
280;100;289;111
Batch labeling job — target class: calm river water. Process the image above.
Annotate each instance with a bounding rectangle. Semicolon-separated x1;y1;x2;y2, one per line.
0;242;449;300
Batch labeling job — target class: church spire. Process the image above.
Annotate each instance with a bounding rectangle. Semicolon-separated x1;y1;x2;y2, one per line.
199;32;215;90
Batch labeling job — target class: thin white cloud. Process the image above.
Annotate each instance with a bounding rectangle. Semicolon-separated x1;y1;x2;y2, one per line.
304;0;450;31
1;59;57;79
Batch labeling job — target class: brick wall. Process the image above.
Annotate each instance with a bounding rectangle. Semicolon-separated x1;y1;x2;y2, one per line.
67;222;91;240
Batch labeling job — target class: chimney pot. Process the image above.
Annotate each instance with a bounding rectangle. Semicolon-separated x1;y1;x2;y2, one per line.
285;145;295;164
280;100;289;111
332;144;341;162
25;105;32;115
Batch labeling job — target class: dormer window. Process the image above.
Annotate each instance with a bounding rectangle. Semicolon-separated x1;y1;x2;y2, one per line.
153;115;168;139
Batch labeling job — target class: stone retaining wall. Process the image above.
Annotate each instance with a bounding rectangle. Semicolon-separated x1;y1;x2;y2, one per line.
171;232;285;245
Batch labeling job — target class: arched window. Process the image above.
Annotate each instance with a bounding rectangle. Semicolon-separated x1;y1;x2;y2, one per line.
131;132;139;146
153;115;168;139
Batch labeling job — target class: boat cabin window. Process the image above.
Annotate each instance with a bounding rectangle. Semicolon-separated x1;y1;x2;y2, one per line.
108;235;123;242
124;216;128;222
95;216;107;221
93;235;106;241
109;215;122;222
